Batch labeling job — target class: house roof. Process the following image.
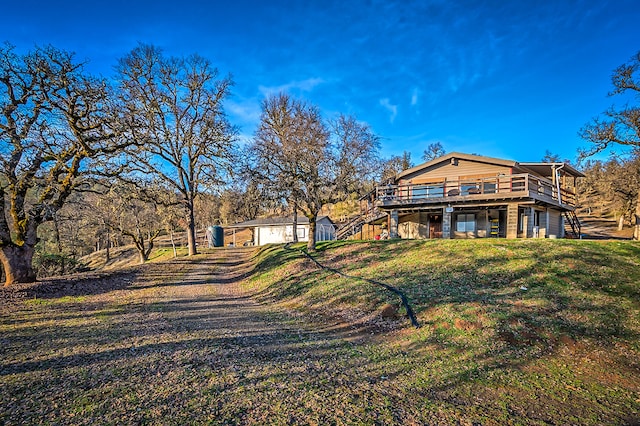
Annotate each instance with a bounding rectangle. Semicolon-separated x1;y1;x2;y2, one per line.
226;215;333;228
395;152;516;181
518;162;585;178
395;152;584;180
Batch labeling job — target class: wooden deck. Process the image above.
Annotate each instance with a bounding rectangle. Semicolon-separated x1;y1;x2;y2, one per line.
374;173;576;211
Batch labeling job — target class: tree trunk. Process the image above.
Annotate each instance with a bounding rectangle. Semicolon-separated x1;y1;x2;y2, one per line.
292;203;298;243
634;198;640;241
169;230;177;258
105;227;111;262
1;244;37;286
134;239;148;264
618;215;625;231
187;204;198;256
145;234;154;260
53;214;63;254
128;227;149;265
52;214;66;274
307;215;317;252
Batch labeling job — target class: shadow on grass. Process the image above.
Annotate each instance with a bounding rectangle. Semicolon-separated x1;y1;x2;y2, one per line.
244;240;640;407
2;241;639;425
0;269;142;303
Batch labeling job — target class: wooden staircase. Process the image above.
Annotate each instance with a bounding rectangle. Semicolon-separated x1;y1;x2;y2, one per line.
336;215;366;240
564;211;582;239
336;207;387;240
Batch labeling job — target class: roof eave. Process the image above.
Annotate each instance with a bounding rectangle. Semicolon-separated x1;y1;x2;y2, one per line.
518;162;586;178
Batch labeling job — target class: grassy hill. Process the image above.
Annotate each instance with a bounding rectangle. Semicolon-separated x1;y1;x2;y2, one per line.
244;239;640;424
5;238;638;424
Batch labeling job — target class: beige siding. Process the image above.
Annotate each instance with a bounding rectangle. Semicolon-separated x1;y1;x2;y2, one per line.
398;159;512;185
398;213;428;239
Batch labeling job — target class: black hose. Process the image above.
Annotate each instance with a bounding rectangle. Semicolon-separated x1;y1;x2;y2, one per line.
284;243;420;328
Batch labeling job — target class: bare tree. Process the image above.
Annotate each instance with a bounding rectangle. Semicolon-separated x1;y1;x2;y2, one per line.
117;44;236;256
422;142;445;162
249;94;308;241
380;150;413;182
250;94;379;251
218;182;266;225
580;51;640;239
98;183;166;264
0;44;127;285
541;150;562;163
579;153;640;230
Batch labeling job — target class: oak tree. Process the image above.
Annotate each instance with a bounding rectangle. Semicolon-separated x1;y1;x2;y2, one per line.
250;93;379;250
117;45;236;256
422;142;445;162
580;51;640;239
380;150;413;182
99;182;166;264
0;44;127;285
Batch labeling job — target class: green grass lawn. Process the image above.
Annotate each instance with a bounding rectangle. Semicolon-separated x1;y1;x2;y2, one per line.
245;239;640;424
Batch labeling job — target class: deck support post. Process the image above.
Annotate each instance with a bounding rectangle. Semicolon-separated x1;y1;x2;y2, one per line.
545;209;550;238
442;207;452;239
390;210;399;238
506;204;518;238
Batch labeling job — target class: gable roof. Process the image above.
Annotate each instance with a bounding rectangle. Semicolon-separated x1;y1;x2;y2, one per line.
395;152;584;181
396;152;516;181
227;215;333;228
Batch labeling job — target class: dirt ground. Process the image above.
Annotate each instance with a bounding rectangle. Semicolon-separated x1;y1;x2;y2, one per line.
1;249;399;425
579;217;635;239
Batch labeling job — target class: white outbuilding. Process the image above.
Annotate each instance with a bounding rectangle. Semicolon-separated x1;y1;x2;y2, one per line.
228;216;336;246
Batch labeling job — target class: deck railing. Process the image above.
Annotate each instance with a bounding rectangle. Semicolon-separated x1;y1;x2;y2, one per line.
375;173;576;207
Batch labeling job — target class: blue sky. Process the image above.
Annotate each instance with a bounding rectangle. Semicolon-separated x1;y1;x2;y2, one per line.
4;0;640;164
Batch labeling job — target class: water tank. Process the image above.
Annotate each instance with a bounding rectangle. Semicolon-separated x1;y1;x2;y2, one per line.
212;225;224;247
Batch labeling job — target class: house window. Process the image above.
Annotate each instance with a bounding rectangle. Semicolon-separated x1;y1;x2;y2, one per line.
483;181;497;193
456;213;476;232
461;183;480;195
297;228;306;239
414;183;444;198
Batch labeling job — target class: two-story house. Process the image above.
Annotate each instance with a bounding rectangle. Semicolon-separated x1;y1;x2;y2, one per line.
357;152;584;240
